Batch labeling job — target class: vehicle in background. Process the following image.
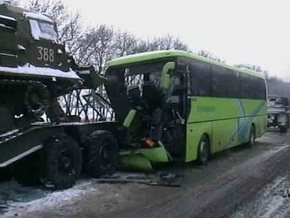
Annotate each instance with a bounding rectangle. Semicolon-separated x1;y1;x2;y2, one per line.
102;50;267;169
267;95;290;133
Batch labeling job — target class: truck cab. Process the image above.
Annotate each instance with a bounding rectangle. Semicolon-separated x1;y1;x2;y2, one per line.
267;95;290;133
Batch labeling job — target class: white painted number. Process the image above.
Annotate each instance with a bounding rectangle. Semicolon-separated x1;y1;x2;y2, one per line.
37;46;54;62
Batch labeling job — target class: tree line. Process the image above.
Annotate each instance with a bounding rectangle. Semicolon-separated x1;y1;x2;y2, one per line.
13;0;290;99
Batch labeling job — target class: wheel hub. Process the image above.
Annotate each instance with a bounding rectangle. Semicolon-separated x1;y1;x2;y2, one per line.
58;151;74;175
100;144;113;167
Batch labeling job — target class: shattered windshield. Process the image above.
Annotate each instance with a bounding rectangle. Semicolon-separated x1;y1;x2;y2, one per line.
104;60;172;120
112;60;169;91
29;19;58;41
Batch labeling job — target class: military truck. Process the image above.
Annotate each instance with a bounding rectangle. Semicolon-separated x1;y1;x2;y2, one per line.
267;95;290;133
0;2;119;189
0;2;82;132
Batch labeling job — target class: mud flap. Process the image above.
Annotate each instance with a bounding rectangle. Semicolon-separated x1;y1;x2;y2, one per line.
119;146;170;171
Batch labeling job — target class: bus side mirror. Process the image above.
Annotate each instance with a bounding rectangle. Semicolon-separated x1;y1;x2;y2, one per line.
160;62;175;91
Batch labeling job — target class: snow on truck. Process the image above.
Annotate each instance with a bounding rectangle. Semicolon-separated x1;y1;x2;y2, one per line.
0;2;119;189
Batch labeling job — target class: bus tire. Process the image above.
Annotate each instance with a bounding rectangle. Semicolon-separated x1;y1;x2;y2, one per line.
43;133;82;190
246;125;256;147
197;135;210;165
83;130;118;178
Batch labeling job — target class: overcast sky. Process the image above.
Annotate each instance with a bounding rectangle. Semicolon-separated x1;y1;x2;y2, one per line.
22;0;290;81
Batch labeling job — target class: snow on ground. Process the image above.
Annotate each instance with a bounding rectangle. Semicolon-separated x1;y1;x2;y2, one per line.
232;175;290;218
1;179;99;217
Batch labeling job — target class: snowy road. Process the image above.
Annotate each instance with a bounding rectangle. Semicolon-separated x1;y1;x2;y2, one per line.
1;129;290;218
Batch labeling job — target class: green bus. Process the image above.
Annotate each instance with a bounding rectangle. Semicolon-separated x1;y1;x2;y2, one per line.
105;50;267;168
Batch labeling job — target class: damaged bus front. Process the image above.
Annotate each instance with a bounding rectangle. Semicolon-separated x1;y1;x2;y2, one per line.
104;52;188;170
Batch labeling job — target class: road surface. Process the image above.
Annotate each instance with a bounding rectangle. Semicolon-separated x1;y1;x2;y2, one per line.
1;129;290;218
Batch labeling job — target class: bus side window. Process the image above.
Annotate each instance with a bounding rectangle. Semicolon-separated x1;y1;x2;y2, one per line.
224;69;239;98
239;74;250;99
211;65;225;97
190;62;211;96
253;77;266;99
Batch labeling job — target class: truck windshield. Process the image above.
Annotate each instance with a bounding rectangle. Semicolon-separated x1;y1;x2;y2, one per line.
29;19;57;41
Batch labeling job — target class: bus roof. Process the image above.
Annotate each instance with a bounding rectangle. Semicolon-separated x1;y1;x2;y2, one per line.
107;50;265;78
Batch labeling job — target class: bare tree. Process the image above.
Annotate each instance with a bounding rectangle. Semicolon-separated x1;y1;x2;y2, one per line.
130;34;189;54
149;34;189;51
114;31;138;57
76;24;115;74
197;50;225;63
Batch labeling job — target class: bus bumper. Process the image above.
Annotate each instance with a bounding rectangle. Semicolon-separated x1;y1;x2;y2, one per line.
119;146;170;171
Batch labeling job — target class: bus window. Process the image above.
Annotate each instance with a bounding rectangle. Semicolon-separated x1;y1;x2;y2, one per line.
239;73;250;99
190;61;211;96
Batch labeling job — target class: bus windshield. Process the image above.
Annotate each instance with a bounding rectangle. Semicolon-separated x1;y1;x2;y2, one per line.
111;61;168;87
105;60;172;121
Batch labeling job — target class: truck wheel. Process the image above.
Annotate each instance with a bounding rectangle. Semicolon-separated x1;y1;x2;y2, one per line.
83;130;118;178
197;135;209;165
43;134;82;190
280;126;288;133
12;153;41;186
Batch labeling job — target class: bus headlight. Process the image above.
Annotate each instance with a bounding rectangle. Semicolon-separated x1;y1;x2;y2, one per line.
278;114;287;124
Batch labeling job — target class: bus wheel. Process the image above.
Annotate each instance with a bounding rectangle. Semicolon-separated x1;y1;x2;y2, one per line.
43;134;82;190
197;135;209;165
246;125;256;147
83;130;118;178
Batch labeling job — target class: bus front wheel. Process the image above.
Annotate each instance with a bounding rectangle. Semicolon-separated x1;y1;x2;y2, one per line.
197;135;209;165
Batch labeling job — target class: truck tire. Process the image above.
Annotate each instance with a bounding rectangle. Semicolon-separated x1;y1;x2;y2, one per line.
83;130;118;178
12;153;41;186
280;126;288;133
43;133;82;190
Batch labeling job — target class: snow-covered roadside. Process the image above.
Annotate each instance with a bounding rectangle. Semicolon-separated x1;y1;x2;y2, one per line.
232;174;290;218
3;180;99;217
